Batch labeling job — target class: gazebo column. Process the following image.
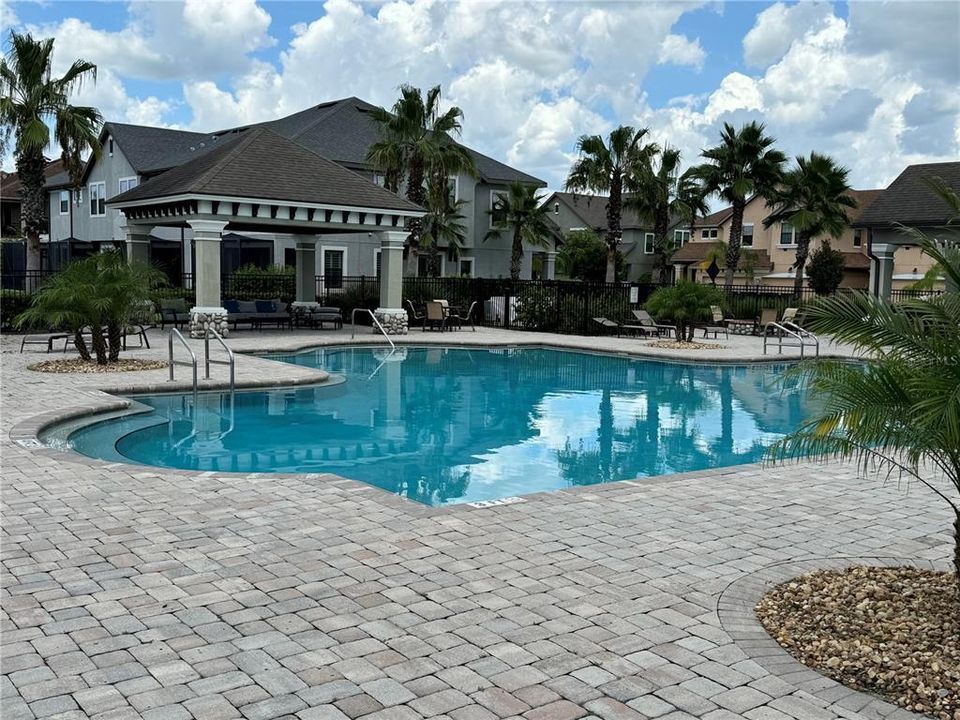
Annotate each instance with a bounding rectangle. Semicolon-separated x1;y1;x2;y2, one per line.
544;251;558;280
122;222;151;264
295;240;317;303
870;243;897;299
188;219;229;338
374;230;408;335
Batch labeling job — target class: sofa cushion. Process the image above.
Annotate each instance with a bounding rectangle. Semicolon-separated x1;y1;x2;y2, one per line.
238;301;257;314
223;299;240;313
255;300;276;313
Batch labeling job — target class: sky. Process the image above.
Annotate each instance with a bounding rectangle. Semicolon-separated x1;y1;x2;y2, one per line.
2;0;958;194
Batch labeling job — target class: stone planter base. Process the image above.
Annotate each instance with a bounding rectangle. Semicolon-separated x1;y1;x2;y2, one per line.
374;308;408;335
190;307;229;338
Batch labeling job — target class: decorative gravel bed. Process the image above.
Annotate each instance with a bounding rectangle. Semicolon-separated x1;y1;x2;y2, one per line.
756;566;959;720
28;358;168;373
649;340;727;350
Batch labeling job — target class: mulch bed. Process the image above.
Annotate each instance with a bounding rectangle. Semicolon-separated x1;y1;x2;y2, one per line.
28;358;168;373
756;566;959;720
648;340;726;350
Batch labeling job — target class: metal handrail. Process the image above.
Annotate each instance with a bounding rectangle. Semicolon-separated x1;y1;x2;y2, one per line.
350;308;395;350
763;321;819;358
168;328;198;396
203;328;235;392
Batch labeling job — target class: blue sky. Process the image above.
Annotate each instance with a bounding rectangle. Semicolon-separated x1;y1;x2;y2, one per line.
3;0;958;190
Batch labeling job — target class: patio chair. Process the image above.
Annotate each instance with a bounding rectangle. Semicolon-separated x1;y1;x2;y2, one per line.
700;306;729;339
20;331;70;353
632;309;675;338
158;298;190;329
406;300;424;327
759;308;779;334
448;301;478;332
593;317;654;338
781;307;799;326
424;301;447;331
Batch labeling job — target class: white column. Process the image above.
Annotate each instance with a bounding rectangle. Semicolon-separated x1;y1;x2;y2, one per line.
295;240;317;303
544;251;558;280
870;243;897;299
122;221;151;264
375;231;408;335
187;219;229;338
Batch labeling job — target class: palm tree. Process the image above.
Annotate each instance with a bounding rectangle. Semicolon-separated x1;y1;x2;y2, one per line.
763;152;856;293
770;181;960;580
421;191;468;278
0;32;102;272
366;85;474;274
691;122;786;288
565;126;658;282
484;181;552;280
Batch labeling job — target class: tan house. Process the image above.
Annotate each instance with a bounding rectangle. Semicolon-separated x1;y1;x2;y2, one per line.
670;188;938;290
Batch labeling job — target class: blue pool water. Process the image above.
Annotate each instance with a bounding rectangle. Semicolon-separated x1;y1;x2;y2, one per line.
61;347;810;506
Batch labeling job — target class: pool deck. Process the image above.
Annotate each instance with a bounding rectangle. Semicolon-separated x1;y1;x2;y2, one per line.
1;326;951;720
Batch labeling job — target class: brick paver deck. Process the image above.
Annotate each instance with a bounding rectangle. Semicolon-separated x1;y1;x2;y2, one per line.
1;328;950;720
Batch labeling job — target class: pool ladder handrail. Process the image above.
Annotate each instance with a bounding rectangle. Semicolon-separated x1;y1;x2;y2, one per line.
350;308;395;350
203;328;235;393
168;328;198;396
763;321;819;358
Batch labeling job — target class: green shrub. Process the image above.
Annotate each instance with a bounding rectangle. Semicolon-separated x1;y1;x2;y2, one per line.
806;240;845;295
645;281;726;341
1;291;33;330
515;285;559;331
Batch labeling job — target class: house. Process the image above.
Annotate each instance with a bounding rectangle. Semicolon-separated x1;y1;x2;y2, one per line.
1;159;66;271
669;185;939;291
854;161;960;296
542;191;684;280
43;96;546;280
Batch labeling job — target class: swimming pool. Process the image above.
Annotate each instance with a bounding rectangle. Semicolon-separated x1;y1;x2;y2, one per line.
54;346;810;506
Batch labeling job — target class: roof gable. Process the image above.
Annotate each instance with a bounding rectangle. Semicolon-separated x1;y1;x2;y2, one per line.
108;128;423;213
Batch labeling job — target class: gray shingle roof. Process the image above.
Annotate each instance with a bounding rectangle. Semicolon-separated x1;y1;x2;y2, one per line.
547;192;651;230
855;161;960;228
107;128;423;213
100;96;545;187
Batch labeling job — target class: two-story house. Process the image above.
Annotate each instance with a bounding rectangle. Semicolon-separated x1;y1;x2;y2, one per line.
669;186;939;289
43;97;546;280
542;191;686;281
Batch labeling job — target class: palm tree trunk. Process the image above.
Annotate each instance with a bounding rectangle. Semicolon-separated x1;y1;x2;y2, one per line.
17;150;48;274
606;173;623;283
405;154;427;276
510;226;523;280
724;201;745;289
953;508;959;581
90;325;108;365
654;211;670;283
73;331;92;362
793;232;812;294
107;323;123;362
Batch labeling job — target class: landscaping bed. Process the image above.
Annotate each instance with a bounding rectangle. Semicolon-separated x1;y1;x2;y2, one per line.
756;566;959;720
28;359;168;373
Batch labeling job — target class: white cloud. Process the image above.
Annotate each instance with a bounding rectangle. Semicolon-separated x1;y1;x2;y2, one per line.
742;1;833;68
658;34;706;70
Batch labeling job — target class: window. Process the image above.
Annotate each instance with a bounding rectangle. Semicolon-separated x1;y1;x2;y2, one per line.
700;228;718;240
779;222;796;246
644;233;655;254
88;182;105;216
458;258;474;277
446;176;458;204
554;202;560;215
108;137;114;156
490;190;508;228
372;173;386;188
418;254;443;277
118;176;138;194
853;229;863;247
741;223;754;247
673;229;690;245
59;190;69;215
322;247;345;288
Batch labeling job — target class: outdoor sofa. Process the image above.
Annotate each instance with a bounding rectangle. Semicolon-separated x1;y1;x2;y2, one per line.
224;299;291;330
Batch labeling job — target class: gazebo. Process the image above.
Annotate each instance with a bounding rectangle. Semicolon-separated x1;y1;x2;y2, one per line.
108;127;424;336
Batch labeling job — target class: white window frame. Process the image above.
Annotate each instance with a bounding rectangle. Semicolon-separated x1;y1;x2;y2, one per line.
700;228;718;240
88;181;106;217
447;175;459;203
372;173;386;188
457;257;475;277
58;190;70;215
320;245;348;287
673;229;690;245
489;189;509;229
118;176;138;194
779;222;797;247
643;233;655;254
741;223;754;247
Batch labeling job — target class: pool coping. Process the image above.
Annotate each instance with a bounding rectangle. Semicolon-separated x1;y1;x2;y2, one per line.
716;555;948;720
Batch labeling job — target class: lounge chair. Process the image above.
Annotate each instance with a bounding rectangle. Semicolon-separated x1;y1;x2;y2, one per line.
406;300;424;327
448;301;478;332
632;309;675;338
759;308;779;334
20;331;70;353
781;307;799;326
593;317;655;337
424;301;447;331
700;306;729;339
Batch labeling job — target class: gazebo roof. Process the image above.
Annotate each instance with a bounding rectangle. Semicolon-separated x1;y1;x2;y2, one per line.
108;127;422;214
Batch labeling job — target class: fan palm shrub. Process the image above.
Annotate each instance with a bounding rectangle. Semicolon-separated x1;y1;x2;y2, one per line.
645;281;725;342
565;126;658;281
485;181;552;280
1;32;102;271
691;122;786;288
769;182;960;579
17;251;166;364
763;152;856;293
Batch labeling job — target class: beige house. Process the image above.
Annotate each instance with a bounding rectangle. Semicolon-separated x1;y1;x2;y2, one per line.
670;188;938;290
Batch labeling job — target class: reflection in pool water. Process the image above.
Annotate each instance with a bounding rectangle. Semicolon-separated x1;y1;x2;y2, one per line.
64;346;810;505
